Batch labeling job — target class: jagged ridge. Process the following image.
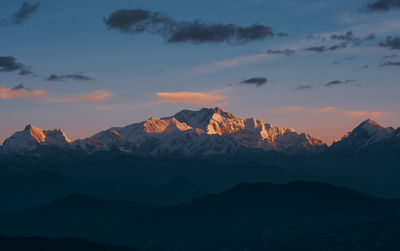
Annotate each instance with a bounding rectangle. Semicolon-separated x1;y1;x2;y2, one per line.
2;107;399;157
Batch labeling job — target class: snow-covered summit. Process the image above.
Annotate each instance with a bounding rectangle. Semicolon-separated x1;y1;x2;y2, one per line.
6;108;398;157
331;119;395;151
1;124;71;153
75;107;327;156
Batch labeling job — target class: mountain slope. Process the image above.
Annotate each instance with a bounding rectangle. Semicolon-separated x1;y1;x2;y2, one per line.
331;119;397;152
2;109;400;157
0;107;327;156
1;125;71;154
74;107;327;156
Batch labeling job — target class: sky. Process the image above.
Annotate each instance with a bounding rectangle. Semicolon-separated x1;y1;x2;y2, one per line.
0;0;400;144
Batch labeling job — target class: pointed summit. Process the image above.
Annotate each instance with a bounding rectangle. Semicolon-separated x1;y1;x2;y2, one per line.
1;125;71;153
85;107;325;156
354;119;394;135
1;107;329;156
357;119;385;132
331;119;394;151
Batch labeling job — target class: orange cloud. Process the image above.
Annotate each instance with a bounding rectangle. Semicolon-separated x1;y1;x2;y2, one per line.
0;86;46;100
313;106;338;114
279;106;306;113
47;90;115;104
344;110;390;119
156;91;226;105
278;105;390;120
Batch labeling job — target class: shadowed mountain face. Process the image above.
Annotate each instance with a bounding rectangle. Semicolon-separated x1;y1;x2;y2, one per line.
330;119;396;152
0;236;137;251
0;167;207;211
1;181;400;251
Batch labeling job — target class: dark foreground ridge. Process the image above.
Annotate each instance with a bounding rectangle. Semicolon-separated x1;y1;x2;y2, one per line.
0;236;137;251
1;181;400;250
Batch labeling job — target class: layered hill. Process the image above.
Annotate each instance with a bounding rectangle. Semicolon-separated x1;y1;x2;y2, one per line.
2;181;400;250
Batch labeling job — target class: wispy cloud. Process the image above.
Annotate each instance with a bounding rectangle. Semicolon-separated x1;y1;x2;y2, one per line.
46;74;96;82
295;85;313;90
0;84;45;100
1;2;40;25
194;53;279;74
0;84;115;104
278;105;390;119
266;49;295;56
156;91;227;105
279;106;306;113
344;110;390;119
191;18;400;75
326;79;356;87
47;90;115;104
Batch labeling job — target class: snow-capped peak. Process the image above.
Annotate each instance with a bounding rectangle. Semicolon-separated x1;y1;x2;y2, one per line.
24;124;46;143
1;124;71;153
0;108;331;156
74;107;327;156
331;119;395;151
164;107;236;132
358;119;384;132
143;117;192;133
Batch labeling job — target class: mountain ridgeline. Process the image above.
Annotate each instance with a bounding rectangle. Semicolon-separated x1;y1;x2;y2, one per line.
1;108;400;250
0;107;400;202
2;181;400;250
1;107;327;156
1;107;399;157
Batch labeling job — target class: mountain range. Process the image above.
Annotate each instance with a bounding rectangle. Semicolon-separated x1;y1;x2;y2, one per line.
2;109;400;250
1;107;399;157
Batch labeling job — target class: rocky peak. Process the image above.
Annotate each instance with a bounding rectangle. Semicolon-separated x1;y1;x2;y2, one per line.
24;124;46;143
331;119;395;151
143;117;192;134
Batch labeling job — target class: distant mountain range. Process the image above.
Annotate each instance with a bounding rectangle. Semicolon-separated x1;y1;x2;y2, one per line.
1;107;399;157
2;181;400;251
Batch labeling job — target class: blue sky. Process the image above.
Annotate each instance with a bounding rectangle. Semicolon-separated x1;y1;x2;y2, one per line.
1;0;400;144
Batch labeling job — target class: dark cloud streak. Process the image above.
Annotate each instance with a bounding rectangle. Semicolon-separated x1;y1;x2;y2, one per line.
381;61;400;66
330;31;355;41
326;79;356;87
365;0;400;11
46;74;95;82
379;36;400;50
295;85;313;90
11;84;26;90
104;8;280;44
304;43;348;53
266;49;295;56
0;56;32;75
12;2;40;24
1;2;40;25
240;77;268;87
